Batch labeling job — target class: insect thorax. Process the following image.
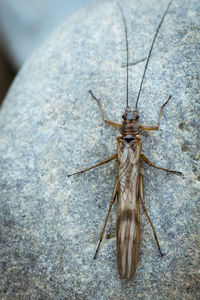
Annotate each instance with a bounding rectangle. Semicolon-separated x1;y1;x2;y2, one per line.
121;109;140;142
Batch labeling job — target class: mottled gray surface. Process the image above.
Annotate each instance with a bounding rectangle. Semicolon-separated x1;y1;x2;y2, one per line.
0;0;199;299
0;0;94;68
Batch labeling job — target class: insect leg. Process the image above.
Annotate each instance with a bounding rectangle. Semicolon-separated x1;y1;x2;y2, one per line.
94;178;118;259
139;95;172;131
141;154;182;175
139;174;164;256
67;154;117;177
89;90;122;127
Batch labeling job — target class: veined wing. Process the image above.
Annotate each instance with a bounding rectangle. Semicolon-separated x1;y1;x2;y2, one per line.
117;139;141;279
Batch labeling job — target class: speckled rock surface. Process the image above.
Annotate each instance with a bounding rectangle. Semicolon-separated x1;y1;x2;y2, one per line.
0;0;94;68
0;0;199;299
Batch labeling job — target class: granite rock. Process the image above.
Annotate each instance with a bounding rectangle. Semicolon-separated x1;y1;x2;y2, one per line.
0;0;199;299
0;0;93;68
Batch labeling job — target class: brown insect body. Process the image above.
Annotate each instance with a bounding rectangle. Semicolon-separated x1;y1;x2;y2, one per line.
117;111;141;278
68;0;181;280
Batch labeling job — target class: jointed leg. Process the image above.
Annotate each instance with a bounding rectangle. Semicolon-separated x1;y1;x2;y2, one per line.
67;154;117;177
139;174;164;256
139;95;171;131
89;90;121;128
94;178;118;259
141;154;182;175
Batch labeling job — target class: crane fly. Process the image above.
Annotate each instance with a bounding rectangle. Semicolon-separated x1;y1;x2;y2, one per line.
68;0;182;279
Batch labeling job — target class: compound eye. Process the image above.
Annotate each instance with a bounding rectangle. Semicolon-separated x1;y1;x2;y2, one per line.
122;114;126;120
135;115;139;120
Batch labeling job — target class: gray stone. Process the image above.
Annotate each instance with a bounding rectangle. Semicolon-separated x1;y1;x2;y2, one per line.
0;0;199;299
0;0;93;68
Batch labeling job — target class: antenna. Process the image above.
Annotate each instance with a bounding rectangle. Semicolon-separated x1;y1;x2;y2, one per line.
135;0;172;109
117;2;129;109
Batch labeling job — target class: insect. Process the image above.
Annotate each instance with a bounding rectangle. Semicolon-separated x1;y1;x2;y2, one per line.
68;0;181;279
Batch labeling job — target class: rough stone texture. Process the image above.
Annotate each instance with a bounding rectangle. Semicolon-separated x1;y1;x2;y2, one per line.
0;0;199;299
0;0;93;68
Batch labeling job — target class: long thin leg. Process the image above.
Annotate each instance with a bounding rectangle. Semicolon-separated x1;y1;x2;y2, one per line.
94;178;118;259
89;90;121;128
139;95;171;131
139;174;164;256
141;154;182;175
67;154;117;177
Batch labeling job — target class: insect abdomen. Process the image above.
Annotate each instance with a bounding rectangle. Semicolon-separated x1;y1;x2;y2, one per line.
117;208;140;278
